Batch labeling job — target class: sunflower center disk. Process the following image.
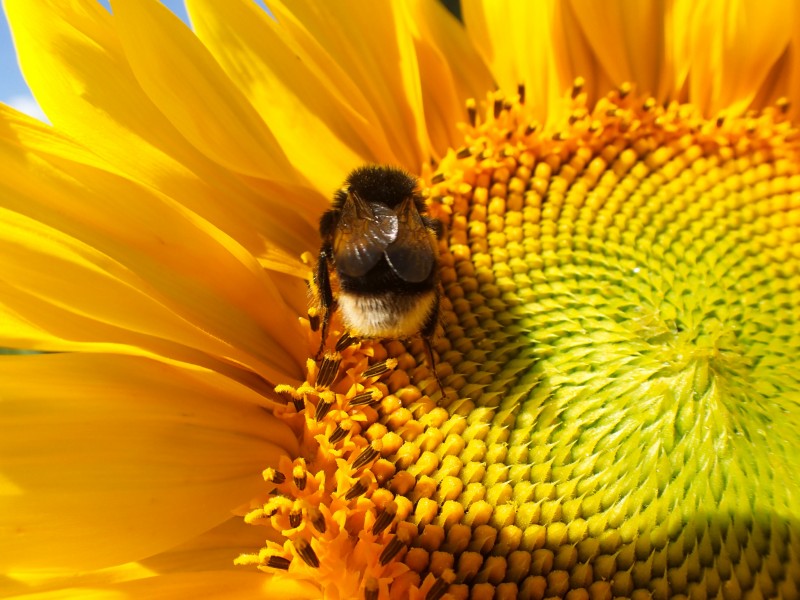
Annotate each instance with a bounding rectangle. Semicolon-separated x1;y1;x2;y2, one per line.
239;87;800;600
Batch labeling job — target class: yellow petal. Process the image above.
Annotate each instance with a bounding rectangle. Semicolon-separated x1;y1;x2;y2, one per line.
4;519;282;596
465;0;796;120
462;1;516;91
0;353;297;572
463;0;581;124
3;571;318;600
401;0;494;156
265;0;431;170
787;4;800;121
567;0;674;99
121;572;319;599
679;0;793;115
109;0;299;181
0;105;307;381
140;518;284;575
185;0;374;195
407;0;494;110
193;0;404;170
0;208;240;369
3;0;315;255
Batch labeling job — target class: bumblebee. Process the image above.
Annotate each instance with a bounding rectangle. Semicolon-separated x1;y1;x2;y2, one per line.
314;165;442;380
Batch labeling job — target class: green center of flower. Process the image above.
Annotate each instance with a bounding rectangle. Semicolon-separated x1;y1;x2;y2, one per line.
239;83;800;600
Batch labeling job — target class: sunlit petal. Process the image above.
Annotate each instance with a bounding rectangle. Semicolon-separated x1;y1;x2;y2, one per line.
3;571;318;600
568;0;674;99
401;0;494;155
264;0;431;170
463;0;586;124
680;0;792;115
111;0;299;182
0;105;306;381
3;0;315;255
0;353;297;571
186;0;377;195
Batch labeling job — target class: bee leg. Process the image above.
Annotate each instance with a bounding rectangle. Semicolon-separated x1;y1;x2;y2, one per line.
315;249;335;359
421;290;444;394
422;337;444;395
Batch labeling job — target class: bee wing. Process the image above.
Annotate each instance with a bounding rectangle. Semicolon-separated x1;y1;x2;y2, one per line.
385;197;437;283
334;191;399;277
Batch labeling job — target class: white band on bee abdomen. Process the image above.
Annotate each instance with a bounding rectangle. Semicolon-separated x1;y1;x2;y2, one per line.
338;291;436;339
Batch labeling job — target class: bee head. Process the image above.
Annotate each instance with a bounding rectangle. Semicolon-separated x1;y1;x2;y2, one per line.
344;165;418;209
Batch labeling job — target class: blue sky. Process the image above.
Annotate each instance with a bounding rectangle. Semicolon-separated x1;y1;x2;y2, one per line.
0;0;189;120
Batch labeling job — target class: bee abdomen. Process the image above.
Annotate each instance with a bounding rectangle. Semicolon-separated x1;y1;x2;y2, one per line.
338;291;436;339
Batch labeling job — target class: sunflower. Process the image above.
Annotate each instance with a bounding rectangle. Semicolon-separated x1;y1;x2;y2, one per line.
1;0;799;599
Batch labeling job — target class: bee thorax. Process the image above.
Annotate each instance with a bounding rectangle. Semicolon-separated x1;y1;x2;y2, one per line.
338;291;436;339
